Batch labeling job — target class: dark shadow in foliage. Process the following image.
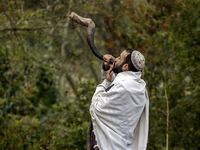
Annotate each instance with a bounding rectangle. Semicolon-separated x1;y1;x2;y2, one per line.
30;66;58;109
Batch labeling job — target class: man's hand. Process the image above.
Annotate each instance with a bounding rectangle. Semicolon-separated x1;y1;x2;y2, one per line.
103;54;115;71
106;64;114;82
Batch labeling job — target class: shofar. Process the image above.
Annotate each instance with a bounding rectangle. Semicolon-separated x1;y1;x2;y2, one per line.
69;12;115;64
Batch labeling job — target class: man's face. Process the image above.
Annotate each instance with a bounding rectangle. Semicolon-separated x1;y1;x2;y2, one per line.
113;50;129;73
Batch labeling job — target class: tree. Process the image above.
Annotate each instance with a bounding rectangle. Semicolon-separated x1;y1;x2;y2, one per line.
0;0;200;149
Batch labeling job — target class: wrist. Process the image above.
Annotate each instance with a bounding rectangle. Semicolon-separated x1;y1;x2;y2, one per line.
102;79;111;87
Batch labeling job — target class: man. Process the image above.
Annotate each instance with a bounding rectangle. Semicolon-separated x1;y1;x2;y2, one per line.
87;49;149;150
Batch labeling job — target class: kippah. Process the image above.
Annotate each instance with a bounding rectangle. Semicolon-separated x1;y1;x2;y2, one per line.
131;50;145;71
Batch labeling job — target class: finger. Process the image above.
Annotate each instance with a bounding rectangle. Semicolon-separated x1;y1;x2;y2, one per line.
103;55;107;61
109;71;113;76
105;58;109;63
103;56;107;61
103;55;115;63
107;64;114;74
110;64;115;70
111;55;115;60
108;55;115;60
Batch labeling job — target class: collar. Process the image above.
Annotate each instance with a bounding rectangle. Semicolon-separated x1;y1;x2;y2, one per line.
113;71;142;83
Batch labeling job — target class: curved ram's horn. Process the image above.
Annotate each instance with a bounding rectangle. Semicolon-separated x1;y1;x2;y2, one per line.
69;12;115;64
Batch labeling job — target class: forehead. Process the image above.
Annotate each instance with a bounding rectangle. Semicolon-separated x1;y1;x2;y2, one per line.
120;50;129;58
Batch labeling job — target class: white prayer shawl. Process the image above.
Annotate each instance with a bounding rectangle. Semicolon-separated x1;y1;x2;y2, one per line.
90;70;149;150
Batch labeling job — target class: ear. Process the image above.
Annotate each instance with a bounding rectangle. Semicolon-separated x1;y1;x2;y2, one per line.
122;64;129;71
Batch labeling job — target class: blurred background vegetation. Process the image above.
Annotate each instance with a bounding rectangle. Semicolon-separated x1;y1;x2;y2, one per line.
0;0;200;149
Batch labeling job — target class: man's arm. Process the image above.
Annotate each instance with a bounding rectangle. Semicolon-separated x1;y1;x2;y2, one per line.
93;64;115;101
92;54;115;96
90;82;126;121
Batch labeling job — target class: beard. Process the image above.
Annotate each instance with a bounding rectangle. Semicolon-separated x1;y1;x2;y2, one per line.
113;63;123;74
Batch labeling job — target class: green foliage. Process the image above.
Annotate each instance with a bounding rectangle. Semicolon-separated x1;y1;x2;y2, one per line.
0;0;200;149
